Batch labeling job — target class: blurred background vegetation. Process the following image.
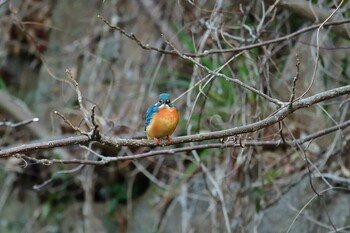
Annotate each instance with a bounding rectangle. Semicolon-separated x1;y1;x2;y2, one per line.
0;0;350;232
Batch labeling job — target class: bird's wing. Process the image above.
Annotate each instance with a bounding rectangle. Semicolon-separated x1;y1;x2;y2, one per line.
145;103;160;130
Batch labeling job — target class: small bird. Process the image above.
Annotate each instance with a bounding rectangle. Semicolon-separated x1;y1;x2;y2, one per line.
145;93;179;144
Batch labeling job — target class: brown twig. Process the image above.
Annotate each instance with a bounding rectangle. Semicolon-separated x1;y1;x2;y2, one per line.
98;15;350;58
65;69;93;129
54;111;89;136
97;15;166;52
289;56;301;105
90;105;101;141
277;121;286;145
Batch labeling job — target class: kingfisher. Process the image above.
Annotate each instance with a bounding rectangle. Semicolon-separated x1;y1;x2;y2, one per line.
145;93;179;144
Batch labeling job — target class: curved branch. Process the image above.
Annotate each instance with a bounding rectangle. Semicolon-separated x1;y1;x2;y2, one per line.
1;85;349;158
98;16;350;58
6;118;350;166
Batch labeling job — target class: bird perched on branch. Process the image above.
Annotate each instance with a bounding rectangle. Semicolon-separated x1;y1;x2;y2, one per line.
145;93;179;144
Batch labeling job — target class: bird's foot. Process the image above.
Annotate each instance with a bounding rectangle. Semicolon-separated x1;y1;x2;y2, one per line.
166;135;172;144
153;137;160;144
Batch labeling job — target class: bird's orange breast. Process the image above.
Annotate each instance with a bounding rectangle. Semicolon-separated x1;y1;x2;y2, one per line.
146;107;179;138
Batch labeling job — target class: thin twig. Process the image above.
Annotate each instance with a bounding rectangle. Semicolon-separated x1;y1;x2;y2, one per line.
0;118;39;128
90;105;101;140
278;121;286;145
289;56;300;104
33;165;84;190
286;187;350;233
54;111;89;136
297;0;346;101
98;15;350;58
65;69;93;129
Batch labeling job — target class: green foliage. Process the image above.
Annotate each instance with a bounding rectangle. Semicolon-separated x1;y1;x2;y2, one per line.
0;76;8;92
255;197;262;213
252;187;265;213
262;168;283;186
35;172;77;222
237;61;249;80
198;148;221;161
99;183;127;216
53;152;63;160
209;77;235;106
41;201;52;219
328;30;338;41
0;168;6;179
157;68;192;88
40;189;71;221
340;57;349;85
177;30;196;53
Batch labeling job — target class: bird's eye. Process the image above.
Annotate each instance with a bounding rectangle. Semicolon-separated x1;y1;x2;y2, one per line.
159;100;163;104
165;100;170;104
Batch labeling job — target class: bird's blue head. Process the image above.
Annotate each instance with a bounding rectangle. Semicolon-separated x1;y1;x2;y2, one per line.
158;93;171;105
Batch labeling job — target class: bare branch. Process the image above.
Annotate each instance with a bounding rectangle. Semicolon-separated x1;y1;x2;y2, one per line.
98;16;350;58
0;135;89;157
0;85;349;163
6;116;350;165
